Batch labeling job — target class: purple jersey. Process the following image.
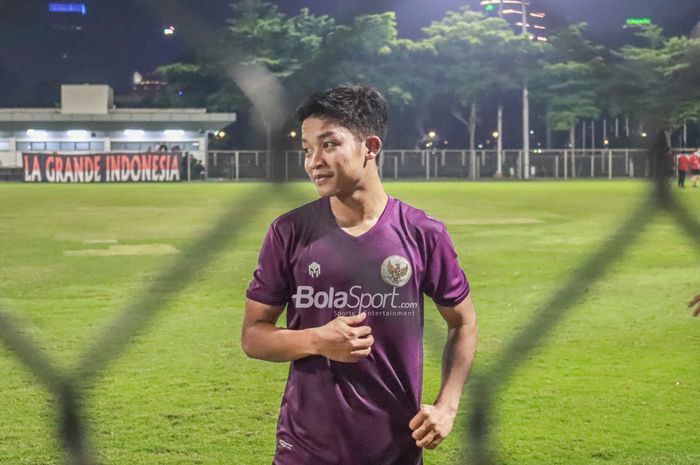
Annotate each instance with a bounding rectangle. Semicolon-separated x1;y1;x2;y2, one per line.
246;196;470;465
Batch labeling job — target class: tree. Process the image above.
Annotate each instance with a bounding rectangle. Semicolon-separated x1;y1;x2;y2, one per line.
605;26;700;137
424;8;542;177
532;23;603;174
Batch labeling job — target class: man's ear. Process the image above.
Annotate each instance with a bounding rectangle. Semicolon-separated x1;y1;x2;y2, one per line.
364;136;383;161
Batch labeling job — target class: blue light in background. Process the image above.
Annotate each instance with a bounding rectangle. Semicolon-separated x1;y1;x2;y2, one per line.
48;3;87;15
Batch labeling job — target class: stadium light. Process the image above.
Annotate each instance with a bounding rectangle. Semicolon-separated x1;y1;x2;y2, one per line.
27;129;49;139
492;131;500;139
164;25;176;36
164;130;185;139
289;130;297;138
67;130;89;139
427;131;437;139
641;132;648;138
124;129;145;138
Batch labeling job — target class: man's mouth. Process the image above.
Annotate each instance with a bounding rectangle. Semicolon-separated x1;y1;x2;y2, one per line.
313;173;333;181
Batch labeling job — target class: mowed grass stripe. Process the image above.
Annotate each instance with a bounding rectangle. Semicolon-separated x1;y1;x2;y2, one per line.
0;181;698;465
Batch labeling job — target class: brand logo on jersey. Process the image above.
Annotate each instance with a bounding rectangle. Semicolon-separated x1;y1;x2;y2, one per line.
292;285;399;310
381;255;412;287
308;262;321;278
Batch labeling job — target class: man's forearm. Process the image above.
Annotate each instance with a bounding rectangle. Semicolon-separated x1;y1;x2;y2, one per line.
242;322;319;362
435;322;478;412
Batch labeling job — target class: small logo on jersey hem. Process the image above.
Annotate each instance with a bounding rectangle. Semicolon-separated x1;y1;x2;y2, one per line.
278;439;293;450
308;261;321;278
381;255;412;287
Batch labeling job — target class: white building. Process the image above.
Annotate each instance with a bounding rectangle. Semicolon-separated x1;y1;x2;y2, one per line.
0;84;236;169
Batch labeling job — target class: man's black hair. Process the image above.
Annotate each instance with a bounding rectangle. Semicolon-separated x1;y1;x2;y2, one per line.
296;85;388;141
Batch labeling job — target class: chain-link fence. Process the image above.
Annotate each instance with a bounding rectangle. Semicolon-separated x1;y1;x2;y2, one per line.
205;148;662;181
2;129;698;465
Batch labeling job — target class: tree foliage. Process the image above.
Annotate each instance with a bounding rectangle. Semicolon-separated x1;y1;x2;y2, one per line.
150;2;700;147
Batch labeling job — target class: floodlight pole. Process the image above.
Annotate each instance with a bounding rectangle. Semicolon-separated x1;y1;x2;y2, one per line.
521;0;530;179
496;105;503;177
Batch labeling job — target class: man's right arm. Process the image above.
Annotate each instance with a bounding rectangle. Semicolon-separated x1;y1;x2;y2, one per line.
241;298;374;362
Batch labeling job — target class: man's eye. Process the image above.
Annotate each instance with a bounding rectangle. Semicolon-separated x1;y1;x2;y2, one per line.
323;141;336;149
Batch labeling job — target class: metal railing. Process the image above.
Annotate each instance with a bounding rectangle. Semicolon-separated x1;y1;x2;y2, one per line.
206;149;656;181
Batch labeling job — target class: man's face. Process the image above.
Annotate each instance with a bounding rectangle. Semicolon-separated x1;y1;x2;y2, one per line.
301;117;368;197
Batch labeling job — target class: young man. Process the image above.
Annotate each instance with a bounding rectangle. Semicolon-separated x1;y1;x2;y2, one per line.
678;152;689;188
690;150;700;188
242;85;477;465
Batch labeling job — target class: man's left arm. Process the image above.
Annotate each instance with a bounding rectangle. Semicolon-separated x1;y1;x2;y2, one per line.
409;293;478;449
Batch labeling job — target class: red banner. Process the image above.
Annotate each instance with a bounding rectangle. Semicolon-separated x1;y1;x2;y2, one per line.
23;153;182;183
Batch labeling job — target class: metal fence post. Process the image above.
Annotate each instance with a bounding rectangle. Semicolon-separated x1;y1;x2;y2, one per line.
425;151;430;180
590;153;594;178
555;155;559;179
564;150;568;180
608;150;613;179
235;151;239;181
394;157;398;179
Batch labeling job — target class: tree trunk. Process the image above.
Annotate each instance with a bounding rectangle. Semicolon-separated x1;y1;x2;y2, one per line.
469;101;477;180
264;118;273;181
450;107;472;179
414;107;428;149
570;124;576;178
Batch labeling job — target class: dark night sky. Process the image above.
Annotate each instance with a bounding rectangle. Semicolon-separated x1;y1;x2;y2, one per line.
0;0;699;99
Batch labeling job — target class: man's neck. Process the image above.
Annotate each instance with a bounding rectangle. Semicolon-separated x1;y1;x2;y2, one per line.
329;176;388;231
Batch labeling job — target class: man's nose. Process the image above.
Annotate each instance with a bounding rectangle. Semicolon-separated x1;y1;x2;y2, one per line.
308;149;326;168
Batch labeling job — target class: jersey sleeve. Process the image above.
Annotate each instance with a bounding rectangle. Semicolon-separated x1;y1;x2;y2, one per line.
422;227;470;307
246;224;292;306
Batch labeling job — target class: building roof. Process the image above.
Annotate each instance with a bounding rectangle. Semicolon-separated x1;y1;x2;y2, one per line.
0;108;236;132
0;85;236;132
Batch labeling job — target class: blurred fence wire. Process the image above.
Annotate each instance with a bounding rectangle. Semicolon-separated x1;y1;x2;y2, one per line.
464;128;700;465
1;61;699;465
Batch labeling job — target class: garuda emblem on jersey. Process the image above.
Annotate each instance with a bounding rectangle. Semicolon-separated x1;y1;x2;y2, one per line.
380;255;412;288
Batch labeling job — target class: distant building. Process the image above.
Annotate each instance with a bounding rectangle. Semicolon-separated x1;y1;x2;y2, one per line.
480;0;548;42
0;85;236;169
132;72;168;95
47;1;88;31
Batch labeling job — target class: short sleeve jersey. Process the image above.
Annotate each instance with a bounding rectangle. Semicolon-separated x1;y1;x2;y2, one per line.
246;196;470;465
678;154;690;171
691;154;700;171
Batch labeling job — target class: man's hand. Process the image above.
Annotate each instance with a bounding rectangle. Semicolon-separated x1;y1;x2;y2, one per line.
312;312;374;363
408;404;456;450
688;294;700;317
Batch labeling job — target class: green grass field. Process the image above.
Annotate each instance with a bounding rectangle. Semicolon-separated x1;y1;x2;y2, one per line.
0;180;698;465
